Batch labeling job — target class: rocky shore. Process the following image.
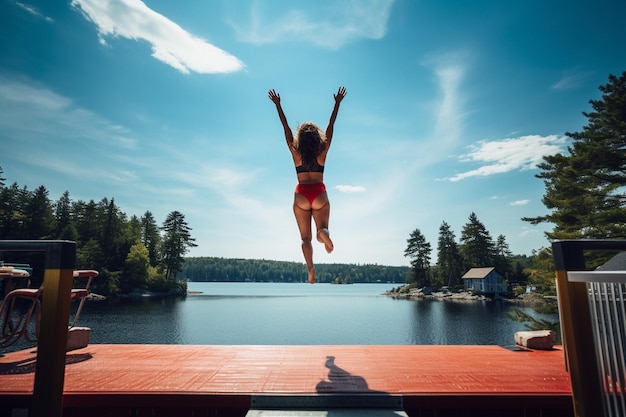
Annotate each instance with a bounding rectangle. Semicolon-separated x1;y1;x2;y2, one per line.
385;286;492;301
384;285;553;305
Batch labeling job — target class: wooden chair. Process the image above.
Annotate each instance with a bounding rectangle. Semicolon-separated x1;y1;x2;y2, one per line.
0;268;98;347
0;266;37;348
69;269;98;328
552;240;626;417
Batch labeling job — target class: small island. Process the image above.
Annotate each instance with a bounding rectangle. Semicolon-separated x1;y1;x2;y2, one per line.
384;285;491;301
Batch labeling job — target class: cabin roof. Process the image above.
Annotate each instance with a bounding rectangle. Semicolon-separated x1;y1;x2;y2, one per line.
462;267;497;279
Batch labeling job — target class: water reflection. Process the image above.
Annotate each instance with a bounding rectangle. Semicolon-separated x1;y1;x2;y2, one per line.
70;283;555;346
409;299;531;345
86;297;186;344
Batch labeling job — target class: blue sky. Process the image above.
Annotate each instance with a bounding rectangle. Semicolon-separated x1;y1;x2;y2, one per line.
1;0;625;267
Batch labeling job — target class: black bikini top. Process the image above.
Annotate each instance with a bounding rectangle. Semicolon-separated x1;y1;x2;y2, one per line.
296;163;324;173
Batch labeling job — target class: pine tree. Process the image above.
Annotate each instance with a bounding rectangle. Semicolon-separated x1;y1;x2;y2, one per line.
0;183;28;239
460;212;496;268
404;228;432;287
494;234;513;277
436;221;463;288
161;211;197;281
54;191;77;240
140;211;161;267
23;185;55;239
100;198;126;270
74;200;100;247
126;215;142;245
523;72;626;239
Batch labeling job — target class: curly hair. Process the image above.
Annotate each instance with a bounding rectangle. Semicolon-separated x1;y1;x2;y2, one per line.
293;122;326;170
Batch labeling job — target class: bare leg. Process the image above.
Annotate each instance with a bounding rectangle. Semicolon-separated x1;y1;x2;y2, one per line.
317;228;333;254
302;239;315;284
293;195;315;284
312;193;334;253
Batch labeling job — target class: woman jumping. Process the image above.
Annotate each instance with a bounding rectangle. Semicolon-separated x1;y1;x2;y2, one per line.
268;86;347;284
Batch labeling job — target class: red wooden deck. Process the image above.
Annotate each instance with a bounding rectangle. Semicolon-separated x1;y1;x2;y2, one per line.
0;344;573;416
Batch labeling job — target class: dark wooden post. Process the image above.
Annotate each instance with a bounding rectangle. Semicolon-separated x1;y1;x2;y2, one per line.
552;239;626;417
0;241;76;417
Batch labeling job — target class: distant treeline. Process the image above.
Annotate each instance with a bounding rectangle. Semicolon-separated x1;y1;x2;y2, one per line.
182;257;410;284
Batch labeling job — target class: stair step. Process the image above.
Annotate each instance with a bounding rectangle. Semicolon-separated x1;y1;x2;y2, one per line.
247;395;407;416
247;410;408;416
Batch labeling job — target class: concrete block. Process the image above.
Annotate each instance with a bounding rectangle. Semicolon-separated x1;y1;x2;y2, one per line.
67;326;91;351
514;330;555;350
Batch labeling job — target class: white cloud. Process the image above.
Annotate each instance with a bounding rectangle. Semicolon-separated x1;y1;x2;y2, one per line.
70;0;244;74
170;163;256;193
419;50;471;156
13;1;54;22
0;75;146;188
510;199;530;206
231;0;394;49
336;185;367;193
445;135;567;182
0;76;137;150
551;70;592;90
0;74;286;256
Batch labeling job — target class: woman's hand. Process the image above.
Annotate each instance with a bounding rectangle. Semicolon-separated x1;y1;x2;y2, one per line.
269;89;293;145
334;86;347;104
268;89;281;105
325;86;346;145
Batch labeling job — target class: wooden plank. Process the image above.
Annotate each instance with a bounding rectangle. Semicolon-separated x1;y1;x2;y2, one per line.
0;344;572;414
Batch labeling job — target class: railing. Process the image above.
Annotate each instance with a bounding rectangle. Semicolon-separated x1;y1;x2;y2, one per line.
0;240;76;417
552;239;626;417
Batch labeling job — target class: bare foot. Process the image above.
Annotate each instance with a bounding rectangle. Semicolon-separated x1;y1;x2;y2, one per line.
308;267;315;284
317;228;334;253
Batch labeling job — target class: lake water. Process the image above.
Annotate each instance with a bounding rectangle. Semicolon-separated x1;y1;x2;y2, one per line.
71;282;557;346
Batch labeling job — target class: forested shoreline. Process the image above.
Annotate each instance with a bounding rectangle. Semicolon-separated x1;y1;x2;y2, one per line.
0;171;196;296
182;257;410;284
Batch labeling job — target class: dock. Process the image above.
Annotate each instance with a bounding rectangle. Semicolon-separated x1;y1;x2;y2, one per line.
1;344;573;416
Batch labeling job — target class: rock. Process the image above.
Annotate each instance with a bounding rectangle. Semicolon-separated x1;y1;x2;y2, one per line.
514;330;555;350
67;326;91;351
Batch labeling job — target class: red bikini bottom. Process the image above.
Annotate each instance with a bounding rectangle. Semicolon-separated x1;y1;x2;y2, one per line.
295;182;326;205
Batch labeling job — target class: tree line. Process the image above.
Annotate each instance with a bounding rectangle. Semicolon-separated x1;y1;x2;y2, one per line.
182;257;410;284
0;174;196;296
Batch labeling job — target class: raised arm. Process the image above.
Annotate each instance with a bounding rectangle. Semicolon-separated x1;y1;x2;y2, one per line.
325;86;347;148
268;89;293;147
